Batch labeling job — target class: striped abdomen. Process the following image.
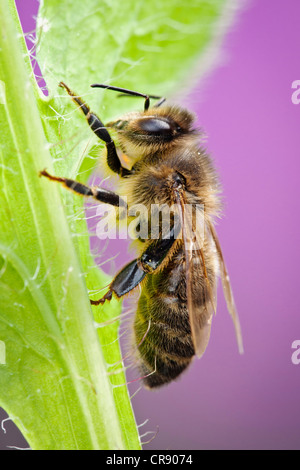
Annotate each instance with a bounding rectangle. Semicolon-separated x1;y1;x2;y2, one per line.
134;249;196;388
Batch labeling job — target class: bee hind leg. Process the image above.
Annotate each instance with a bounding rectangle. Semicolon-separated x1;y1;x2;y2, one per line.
91;222;180;305
90;259;147;306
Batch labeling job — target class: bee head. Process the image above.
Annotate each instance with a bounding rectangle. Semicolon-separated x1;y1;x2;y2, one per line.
106;105;198;162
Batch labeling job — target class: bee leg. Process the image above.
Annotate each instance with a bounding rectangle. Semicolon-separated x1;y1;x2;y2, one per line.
139;221;181;273
91;222;180;305
90;259;147;305
59;82;131;177
39;169;127;208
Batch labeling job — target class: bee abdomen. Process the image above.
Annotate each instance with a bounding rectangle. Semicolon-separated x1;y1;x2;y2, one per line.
139;354;192;389
134;288;195;388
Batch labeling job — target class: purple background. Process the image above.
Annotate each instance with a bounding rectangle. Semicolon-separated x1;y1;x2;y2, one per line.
1;0;299;450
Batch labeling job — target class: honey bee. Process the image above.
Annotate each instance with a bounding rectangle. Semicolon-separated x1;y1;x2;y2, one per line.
40;81;243;388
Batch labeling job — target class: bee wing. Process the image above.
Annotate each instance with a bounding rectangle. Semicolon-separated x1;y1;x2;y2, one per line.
207;220;244;354
175;192;216;358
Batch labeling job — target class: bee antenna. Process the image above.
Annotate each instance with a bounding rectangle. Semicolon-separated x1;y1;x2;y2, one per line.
90;83;162;111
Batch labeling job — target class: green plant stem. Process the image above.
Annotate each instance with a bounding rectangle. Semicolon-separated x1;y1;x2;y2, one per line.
0;0;140;450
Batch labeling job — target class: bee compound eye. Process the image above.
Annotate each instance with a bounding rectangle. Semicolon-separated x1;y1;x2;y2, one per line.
139;118;173;135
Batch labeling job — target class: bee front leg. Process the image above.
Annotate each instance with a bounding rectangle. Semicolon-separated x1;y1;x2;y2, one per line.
59;81;131;177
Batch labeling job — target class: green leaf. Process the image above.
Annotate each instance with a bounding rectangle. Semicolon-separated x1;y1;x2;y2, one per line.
0;0;238;450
